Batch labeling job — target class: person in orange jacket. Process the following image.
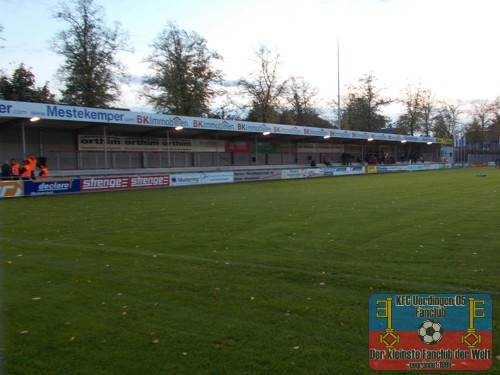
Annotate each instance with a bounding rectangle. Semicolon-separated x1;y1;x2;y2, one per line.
19;160;33;180
27;154;38;177
10;159;20;179
39;165;48;178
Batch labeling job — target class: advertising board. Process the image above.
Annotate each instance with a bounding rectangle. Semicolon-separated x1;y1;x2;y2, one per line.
234;170;282;182
281;168;324;179
80;175;169;192
169;172;233;186
24;179;81;196
0;181;24;198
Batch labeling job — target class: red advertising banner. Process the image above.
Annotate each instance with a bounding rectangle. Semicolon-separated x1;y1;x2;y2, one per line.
225;140;252;153
81;175;169;191
469;162;488;167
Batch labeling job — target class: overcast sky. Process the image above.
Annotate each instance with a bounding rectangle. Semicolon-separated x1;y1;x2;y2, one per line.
1;0;499;117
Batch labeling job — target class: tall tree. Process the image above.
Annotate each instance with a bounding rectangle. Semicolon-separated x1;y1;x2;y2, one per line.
396;82;424;136
0;24;4;48
51;0;130;107
419;88;436;137
396;84;437;136
239;44;288;123
437;100;462;139
341;73;391;131
143;23;223;116
489;96;500;142
284;76;327;126
210;92;244;120
468;100;496;150
465;120;483;149
432;113;451;138
0;64;56;103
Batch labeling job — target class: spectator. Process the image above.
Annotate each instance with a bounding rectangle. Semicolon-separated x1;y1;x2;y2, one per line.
10;159;20;179
310;159;316;167
39;165;48;178
1;160;12;180
19;160;33;180
341;153;352;165
27;154;38;177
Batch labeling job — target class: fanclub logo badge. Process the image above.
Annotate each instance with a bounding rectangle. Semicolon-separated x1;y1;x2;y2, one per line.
369;294;492;371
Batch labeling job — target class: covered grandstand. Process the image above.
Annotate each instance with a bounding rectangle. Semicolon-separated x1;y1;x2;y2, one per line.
0;99;443;176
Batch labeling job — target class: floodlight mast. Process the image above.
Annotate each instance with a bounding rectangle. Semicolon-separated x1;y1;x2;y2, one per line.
337;38;341;129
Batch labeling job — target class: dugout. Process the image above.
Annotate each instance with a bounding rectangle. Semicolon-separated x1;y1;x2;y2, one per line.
0;99;441;174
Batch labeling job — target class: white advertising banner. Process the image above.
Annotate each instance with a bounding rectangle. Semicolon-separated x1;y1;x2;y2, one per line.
78;135;223;152
169;172;234;186
297;143;344;153
0;99;436;144
234;170;282;182
281;169;324;179
324;166;365;176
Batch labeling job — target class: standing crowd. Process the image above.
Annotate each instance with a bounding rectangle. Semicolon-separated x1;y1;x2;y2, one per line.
1;155;48;180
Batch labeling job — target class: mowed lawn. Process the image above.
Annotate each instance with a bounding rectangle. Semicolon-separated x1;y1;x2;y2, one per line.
0;167;498;374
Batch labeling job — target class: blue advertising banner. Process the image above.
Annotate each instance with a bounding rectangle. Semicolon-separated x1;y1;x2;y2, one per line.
24;179;81;196
369;294;492;371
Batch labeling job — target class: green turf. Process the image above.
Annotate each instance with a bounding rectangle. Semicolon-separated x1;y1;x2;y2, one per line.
1;167;499;374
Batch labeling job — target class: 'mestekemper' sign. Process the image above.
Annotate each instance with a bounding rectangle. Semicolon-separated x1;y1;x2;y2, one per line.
0;99;436;144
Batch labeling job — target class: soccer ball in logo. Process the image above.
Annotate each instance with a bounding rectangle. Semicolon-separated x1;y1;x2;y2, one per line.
418;319;444;345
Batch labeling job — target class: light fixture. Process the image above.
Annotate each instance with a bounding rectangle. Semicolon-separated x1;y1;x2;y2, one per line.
174;126;183;130
427;141;433;145
401;140;407;143
30;117;41;122
367;138;374;142
323;135;330;139
263;131;270;135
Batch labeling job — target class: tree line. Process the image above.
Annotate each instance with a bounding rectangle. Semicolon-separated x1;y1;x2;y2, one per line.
0;0;499;149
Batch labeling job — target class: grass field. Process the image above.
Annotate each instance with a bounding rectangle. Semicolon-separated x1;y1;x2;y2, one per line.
1;167;499;374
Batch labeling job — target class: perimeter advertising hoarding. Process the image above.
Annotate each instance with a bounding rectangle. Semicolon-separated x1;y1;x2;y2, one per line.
234;170;282;182
375;164;446;173
23;179;81;196
0;181;24;198
323;167;365;176
169;172;233;187
281;168;324;179
369;294;492;371
470;162;488;167
80;175;169;192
